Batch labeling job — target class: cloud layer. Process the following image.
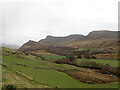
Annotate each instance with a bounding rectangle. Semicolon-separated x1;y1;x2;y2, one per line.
1;0;119;46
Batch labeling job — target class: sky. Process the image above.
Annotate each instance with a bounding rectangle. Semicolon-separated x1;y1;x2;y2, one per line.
1;0;119;46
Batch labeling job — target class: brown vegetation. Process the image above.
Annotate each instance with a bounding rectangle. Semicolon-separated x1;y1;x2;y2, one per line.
64;68;119;84
94;53;119;59
55;56;76;65
77;61;120;78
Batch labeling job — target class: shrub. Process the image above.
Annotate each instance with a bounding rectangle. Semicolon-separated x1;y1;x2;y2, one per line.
101;65;120;78
3;84;17;90
66;56;76;61
79;61;103;69
79;61;120;78
55;57;76;65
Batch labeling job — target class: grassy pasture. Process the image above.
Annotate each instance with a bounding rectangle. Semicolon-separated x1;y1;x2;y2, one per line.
77;59;119;67
40;54;66;61
2;55;82;88
2;47;119;88
2;67;50;88
8;64;118;88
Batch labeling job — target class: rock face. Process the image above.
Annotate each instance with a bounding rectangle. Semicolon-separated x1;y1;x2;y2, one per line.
18;30;119;54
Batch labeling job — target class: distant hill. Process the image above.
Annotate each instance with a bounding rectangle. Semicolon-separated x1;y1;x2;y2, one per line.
39;34;84;46
18;40;49;53
39;30;119;46
67;30;120;48
87;30;119;39
18;30;120;55
2;44;20;49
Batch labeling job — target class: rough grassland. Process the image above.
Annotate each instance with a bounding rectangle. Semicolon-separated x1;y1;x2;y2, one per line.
2;55;119;88
2;68;50;88
77;59;119;67
2;47;119;88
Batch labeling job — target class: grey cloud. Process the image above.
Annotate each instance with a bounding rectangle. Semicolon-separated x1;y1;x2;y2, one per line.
1;0;119;46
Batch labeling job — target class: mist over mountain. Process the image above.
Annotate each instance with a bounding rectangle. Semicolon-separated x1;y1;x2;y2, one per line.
2;44;20;49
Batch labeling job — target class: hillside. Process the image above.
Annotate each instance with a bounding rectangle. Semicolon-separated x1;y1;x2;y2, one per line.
18;30;119;56
87;30;119;39
39;30;119;46
2;47;119;88
39;34;84;46
67;30;119;47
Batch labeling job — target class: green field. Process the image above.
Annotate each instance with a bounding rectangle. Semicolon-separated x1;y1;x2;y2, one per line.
40;54;66;61
77;59;119;67
2;47;119;88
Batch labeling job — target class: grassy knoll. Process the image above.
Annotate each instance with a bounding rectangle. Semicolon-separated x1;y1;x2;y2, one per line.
77;59;119;67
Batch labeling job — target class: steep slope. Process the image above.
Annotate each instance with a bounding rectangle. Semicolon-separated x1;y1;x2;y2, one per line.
87;30;119;39
18;30;119;55
18;40;75;56
39;30;119;46
39;34;84;46
18;40;49;53
67;30;119;48
68;38;119;48
68;30;119;42
18;34;84;54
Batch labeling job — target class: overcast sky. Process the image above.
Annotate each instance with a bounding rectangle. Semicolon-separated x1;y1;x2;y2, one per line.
1;0;119;46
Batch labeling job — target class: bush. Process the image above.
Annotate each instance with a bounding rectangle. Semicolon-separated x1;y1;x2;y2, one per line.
66;56;76;61
79;61;120;78
100;64;113;74
3;84;17;90
79;61;103;69
55;57;76;65
101;65;120;78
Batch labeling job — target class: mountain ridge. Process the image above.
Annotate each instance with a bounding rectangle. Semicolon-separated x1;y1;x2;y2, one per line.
18;30;120;54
